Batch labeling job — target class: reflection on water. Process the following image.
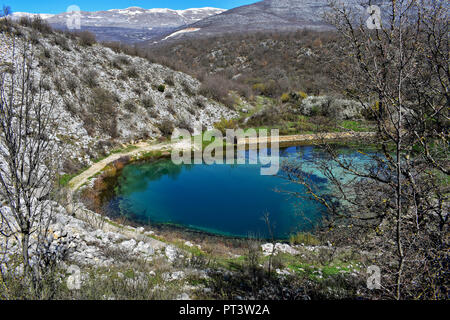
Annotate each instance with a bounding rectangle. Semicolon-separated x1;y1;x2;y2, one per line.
107;145;374;239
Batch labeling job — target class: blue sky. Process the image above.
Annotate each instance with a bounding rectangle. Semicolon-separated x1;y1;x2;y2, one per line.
5;0;257;14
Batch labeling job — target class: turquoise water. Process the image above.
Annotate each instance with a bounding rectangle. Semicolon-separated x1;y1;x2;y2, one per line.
108;145;374;239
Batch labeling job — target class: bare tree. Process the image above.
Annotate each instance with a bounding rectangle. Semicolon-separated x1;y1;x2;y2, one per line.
1;5;12;18
284;0;448;299
0;39;62;297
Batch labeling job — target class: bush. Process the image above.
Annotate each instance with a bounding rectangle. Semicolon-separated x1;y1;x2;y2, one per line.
29;31;40;44
361;101;379;121
104;41;122;53
298;91;308;99
147;108;159;119
281;93;290;103
86;87;119;137
214;118;236;135
181;81;195;96
177;117;193;133
158;120;174;136
164;74;175;86
126;66;139;79
82;69;99;88
54;35;70;51
195;97;207;109
123;100;136;112
31;16;53;34
289;232;320;246
78;30;96;46
157;84;166;92
141;95;154;109
116;55;131;65
66;77;78;92
18;17;32;27
199;75;235;108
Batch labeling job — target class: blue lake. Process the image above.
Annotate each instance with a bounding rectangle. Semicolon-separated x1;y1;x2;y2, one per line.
108;145;373;239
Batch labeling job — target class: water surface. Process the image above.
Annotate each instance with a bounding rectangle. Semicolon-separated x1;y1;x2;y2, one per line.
108;145;373;239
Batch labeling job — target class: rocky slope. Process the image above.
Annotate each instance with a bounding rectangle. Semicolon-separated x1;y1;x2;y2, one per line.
0;22;236;172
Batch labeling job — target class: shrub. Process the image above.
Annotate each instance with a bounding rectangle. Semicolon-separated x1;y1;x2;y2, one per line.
181;81;195;96
147;108;159;119
18;17;32;27
133;87;143;96
289;232;320;246
214;118;236;135
195;97;207;109
118;72;128;81
167;103;176;114
361;101;379;121
29;31;40;44
298;91;308;99
31;16;52;34
158;120;175;136
126;66;139;79
54;35;70;50
82;69;99;88
157;84;166;92
42;47;51;59
116;55;130;64
104;41;122;53
86;87;119;137
164;74;175;86
123;100;136;112
252;83;265;92
177;117;193;133
199;75;235;108
65;76;77;93
141;95;154;109
78;30;96;46
310;106;321;117
281;93;290;103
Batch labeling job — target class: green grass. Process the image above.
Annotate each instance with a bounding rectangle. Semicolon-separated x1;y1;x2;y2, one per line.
58;173;78;187
139;150;163;159
110;145;139;154
287;259;360;281
338;120;373;132
58;165;90;187
93;145;139;163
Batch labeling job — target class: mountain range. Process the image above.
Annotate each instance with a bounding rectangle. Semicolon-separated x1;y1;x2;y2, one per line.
11;0;382;44
155;0;336;42
12;7;226;43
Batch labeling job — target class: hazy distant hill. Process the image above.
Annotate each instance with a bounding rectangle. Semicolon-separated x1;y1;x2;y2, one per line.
12;7;226;43
148;0;391;44
150;0;339;43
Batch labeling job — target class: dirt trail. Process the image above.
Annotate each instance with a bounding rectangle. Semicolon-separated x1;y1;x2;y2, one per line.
68;141;170;191
68;131;376;192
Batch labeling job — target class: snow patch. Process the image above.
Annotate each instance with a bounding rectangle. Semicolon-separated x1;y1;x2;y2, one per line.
162;28;201;41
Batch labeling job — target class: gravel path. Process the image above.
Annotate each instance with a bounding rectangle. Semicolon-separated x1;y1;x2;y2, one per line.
68;141;171;191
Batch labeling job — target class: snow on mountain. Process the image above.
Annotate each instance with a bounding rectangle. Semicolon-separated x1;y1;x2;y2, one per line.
44;7;226;29
11;12;55;20
10;6;225;43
